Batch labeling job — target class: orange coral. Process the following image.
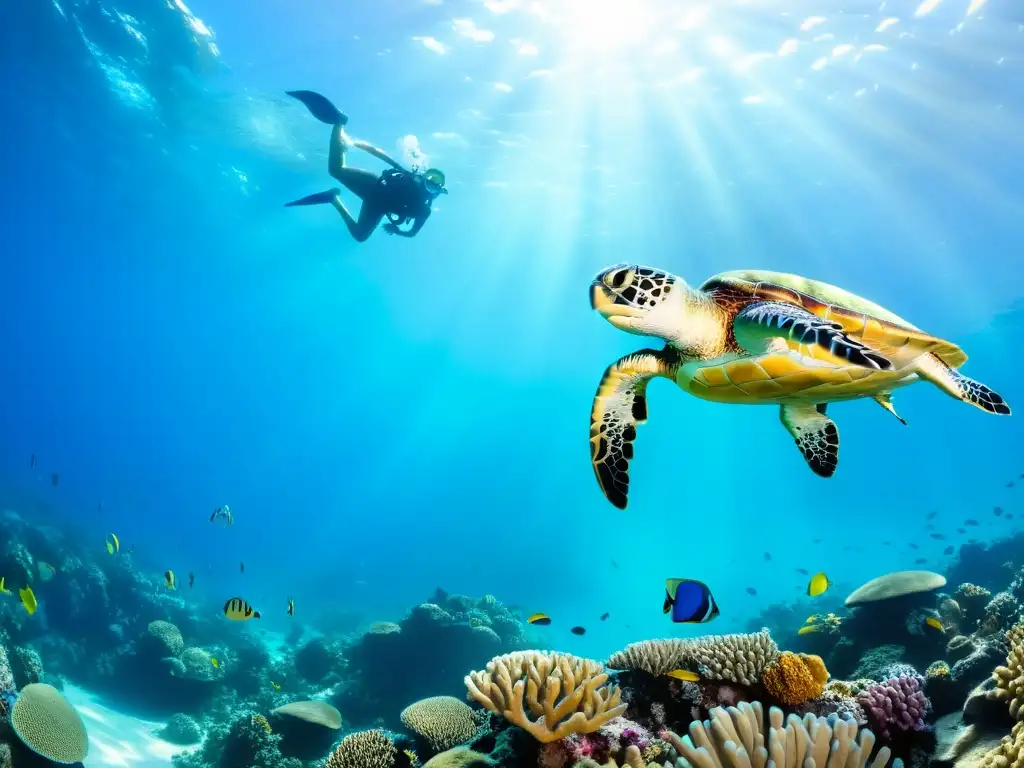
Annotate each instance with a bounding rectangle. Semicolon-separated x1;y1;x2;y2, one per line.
762;652;829;705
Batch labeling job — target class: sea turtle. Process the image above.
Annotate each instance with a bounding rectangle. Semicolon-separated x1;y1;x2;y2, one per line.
589;265;1011;509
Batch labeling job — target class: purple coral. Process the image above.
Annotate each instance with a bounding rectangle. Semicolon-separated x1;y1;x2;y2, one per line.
858;675;930;739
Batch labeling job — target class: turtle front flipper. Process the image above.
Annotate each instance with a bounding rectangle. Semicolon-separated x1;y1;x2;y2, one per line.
780;403;840;477
590;348;677;509
734;301;892;370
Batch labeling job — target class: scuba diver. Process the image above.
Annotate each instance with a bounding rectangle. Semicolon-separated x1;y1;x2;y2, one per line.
285;90;448;243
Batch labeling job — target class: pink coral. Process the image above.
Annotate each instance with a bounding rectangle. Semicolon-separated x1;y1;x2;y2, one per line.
857;675;930;739
535;718;652;768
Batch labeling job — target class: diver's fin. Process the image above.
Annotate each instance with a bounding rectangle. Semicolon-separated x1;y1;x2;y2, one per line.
735;301;892;371
916;353;1011;415
284;188;340;208
780;403;839;478
873;393;907;425
590;348;677;510
286;90;348;125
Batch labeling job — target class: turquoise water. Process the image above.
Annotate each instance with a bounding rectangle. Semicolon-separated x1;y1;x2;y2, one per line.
1;0;1022;667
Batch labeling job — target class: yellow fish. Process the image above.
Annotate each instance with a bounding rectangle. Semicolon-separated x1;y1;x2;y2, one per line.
270;681;281;691
210;658;220;669
0;577;9;595
224;597;261;621
798;625;821;636
665;668;700;682
526;612;551;626
19;586;37;616
807;572;831;597
804;615;818;624
106;533;120;555
925;616;945;632
164;570;177;590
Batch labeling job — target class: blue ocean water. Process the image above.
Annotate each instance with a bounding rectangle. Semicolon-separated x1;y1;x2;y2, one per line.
1;0;1022;672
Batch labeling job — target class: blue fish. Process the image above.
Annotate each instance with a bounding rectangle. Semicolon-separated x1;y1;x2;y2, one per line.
663;579;719;623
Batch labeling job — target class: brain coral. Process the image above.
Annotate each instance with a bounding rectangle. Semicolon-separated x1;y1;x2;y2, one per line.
10;683;89;764
401;696;480;752
146;620;184;656
763;652;829;706
325;729;397;768
993;624;1024;719
607;629;779;684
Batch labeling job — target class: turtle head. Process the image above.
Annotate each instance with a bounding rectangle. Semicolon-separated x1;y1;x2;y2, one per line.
590;265;689;339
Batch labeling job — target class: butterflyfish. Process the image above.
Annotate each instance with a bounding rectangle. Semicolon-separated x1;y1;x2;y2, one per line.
663;578;719;624
19;586;37;615
224;597;261;621
666;669;700;682
287;598;295;617
527;613;551;626
106;533;120;555
925;616;945;632
165;570;177;589
570;626;586;636
807;572;831;597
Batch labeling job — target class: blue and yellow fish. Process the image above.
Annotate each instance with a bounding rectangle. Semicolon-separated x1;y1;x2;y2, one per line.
663;578;719;624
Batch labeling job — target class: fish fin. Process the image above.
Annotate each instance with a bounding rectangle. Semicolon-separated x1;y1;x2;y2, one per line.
285;188;341;208
734;301;892;370
590;348;677;509
285;90;348;125
916;353;1010;415
780;403;839;478
873;393;907;425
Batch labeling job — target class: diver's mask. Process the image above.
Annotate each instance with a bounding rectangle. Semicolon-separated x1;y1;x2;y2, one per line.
422;168;448;197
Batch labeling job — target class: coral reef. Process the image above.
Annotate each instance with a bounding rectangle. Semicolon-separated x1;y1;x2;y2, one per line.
762;652;829;705
401;696;481;753
325;729;398;768
858;675;931;739
161;714;203;745
607;629;779;684
9;683;89;763
466;651;626;742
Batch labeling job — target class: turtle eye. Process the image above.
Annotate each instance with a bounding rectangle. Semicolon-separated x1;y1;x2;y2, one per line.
607;269;632;290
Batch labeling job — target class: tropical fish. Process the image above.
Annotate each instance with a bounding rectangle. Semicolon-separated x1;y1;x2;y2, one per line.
29;454;35;469
600;612;609;621
211;505;234;526
924;616;945;632
19;586;37;615
189;572;195;589
210;658;220;669
944;546;954;555
909;543;919;550
527;613;551;626
240;562;245;574
106;533;120;555
930;533;946;540
915;558;927;565
807;572;831;597
666;669;700;682
270;681;281;691
570;626;586;636
746;587;757;596
664;579;719;624
795;568;809;575
763;552;772;561
966;519;979;526
0;578;8;595
37;562;56;582
224;597;261;621
797;624;820;636
926;511;937;520
165;570;177;589
995;507;1004;516
287;598;295;617
51;472;59;487
804;616;818;624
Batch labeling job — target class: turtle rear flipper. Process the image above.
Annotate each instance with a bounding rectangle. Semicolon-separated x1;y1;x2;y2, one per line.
590;349;677;509
780;403;840;477
734;301;892;370
917;354;1011;415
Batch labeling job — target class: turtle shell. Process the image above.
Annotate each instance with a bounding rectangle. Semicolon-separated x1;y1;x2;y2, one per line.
702;269;967;367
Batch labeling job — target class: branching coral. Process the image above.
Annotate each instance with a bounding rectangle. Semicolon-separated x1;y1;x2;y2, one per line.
664;701;896;768
465;650;626;743
401;696;480;752
325;729;397;768
762;653;829;706
857;676;929;739
607;629;779;684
